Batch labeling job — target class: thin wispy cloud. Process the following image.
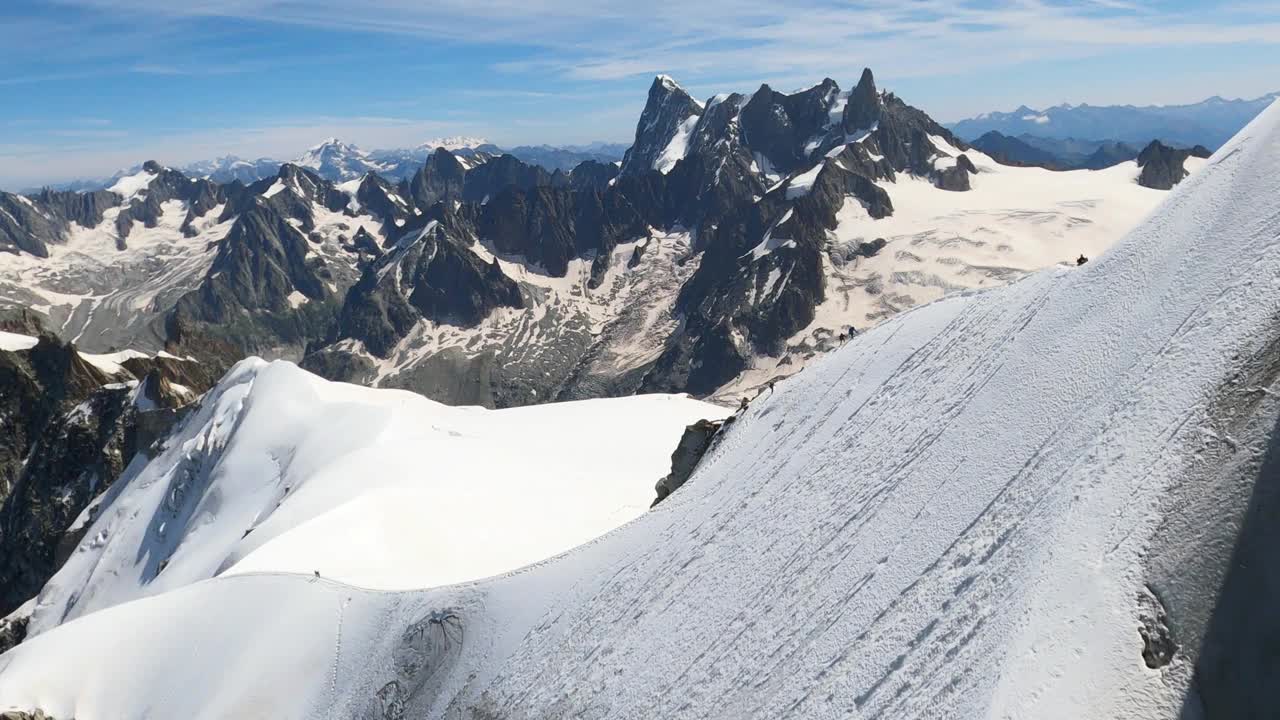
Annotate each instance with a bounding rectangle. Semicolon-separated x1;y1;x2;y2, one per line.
37;0;1280;84
2;0;1277;188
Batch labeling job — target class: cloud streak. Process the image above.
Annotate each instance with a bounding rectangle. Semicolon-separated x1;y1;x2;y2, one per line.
2;0;1277;187
42;0;1280;86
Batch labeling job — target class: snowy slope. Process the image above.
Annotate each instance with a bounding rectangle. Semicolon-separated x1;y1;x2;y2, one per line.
12;358;725;641
2;101;1278;720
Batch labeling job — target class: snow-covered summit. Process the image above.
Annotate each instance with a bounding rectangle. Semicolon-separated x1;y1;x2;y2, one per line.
105;167;158;201
416;136;489;151
293;138;388;180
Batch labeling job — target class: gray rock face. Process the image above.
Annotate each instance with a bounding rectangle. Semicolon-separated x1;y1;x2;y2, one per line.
843;67;882;134
112;161;222;247
1137;315;1280;719
1;335;114;507
740;79;839;174
0;710;55;720
1137;140;1196;190
167;179;355;356
406;148;465;210
619;75;705;176
0;192;72;257
566;159;620;192
935;164;972;191
459;154;557;205
653;418;725;506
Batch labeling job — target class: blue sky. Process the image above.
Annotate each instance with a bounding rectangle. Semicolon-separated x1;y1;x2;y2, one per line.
2;0;1278;188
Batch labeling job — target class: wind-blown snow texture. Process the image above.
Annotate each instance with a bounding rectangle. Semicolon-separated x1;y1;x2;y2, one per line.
1;100;1279;719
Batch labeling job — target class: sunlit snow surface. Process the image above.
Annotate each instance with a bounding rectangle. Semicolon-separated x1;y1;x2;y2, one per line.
2;102;1278;719
0;331;38;351
9;359;725;641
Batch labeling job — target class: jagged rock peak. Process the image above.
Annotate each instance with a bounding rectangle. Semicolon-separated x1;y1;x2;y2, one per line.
844;67;881;132
619;74;706;175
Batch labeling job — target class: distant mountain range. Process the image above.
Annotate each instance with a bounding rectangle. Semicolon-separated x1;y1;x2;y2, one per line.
968;132;1210;172
27;138;627;193
2;67;1205;415
949;92;1278;149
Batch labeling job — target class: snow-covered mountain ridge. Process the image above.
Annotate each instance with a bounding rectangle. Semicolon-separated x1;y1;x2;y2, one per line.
1;69;1219;409
1;88;1277;720
25;137;614;192
4;356;726;632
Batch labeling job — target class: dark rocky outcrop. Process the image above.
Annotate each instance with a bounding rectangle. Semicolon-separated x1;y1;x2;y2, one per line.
1137;585;1177;669
0;307;48;337
223;164;351;232
461;154;555;204
567;160;620;192
652;418;724;506
31;188;117;230
1137;140;1197;190
1;336;116;506
350;226;383;258
0;612;28;654
936;162;972;191
406;148;466;210
851;238;887;259
843;68;882;135
469;182;651;278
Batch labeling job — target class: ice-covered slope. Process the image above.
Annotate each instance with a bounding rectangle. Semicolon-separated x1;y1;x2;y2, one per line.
10;358;725;640
2;100;1278;719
